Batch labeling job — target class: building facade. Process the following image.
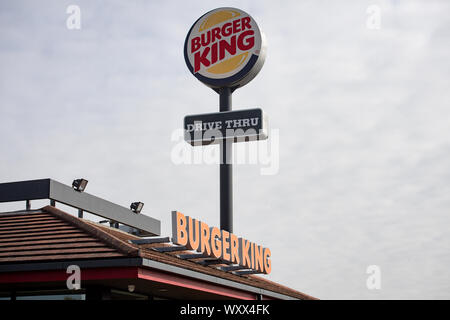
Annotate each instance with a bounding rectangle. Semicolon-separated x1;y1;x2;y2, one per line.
0;180;316;300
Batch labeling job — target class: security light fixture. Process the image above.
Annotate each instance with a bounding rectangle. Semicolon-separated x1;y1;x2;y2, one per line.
72;179;88;192
130;202;144;214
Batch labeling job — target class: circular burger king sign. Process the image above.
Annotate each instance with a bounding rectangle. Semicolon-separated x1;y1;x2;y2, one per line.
184;7;266;90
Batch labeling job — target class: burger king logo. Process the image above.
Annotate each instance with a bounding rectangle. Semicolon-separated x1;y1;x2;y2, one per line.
184;7;266;89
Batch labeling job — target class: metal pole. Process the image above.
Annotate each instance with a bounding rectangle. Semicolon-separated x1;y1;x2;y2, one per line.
219;87;233;233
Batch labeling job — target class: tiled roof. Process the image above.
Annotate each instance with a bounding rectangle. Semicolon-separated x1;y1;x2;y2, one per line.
0;205;317;300
0;210;127;263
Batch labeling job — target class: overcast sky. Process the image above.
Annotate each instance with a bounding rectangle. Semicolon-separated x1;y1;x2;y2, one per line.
0;0;449;299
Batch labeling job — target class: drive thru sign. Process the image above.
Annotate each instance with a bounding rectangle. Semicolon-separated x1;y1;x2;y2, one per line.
184;108;268;145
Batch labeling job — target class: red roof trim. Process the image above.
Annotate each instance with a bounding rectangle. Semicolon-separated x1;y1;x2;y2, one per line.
137;267;256;300
0;267;138;284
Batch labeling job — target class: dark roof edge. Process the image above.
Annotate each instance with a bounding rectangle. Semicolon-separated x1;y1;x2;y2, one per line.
42;205;140;257
0;257;143;273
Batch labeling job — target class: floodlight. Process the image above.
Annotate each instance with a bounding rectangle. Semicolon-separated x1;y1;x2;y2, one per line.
72;179;88;192
130;202;144;214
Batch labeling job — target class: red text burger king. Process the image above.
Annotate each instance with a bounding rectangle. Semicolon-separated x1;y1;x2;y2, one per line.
184;8;266;89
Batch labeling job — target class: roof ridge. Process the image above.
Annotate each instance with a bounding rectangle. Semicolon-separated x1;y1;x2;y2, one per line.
85;220;141;240
42;205;139;257
0;210;46;217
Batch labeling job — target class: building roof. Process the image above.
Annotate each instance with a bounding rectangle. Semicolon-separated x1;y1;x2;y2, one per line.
0;205;317;300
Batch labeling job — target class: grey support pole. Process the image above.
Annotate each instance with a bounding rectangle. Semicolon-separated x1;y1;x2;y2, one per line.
219;87;233;233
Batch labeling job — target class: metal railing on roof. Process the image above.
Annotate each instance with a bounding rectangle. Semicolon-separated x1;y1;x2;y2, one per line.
0;179;160;236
